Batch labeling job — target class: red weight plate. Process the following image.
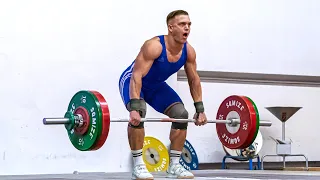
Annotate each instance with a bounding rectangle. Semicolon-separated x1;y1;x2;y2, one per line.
216;95;256;149
89;90;111;150
239;96;257;149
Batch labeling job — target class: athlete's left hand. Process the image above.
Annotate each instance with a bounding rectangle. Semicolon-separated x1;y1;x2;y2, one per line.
193;112;208;126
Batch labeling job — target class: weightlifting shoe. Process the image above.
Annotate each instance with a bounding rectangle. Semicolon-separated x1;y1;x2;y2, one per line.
131;164;154;180
166;163;194;179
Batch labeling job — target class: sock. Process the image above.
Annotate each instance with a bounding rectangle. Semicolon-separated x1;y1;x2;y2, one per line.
170;150;182;164
132;149;144;166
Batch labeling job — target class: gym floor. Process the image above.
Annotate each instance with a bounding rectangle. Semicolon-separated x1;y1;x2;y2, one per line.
1;170;320;180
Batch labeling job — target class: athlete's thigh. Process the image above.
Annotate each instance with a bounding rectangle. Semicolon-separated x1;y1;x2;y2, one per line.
144;82;183;114
118;74;144;109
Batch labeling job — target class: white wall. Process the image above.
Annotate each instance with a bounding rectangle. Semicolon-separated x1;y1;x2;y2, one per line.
0;0;319;176
186;0;320;76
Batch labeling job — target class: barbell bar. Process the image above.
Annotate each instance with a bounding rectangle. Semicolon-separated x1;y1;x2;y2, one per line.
43;117;272;126
42;90;272;151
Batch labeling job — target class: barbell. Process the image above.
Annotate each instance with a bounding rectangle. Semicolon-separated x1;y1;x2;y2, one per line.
43;90;272;151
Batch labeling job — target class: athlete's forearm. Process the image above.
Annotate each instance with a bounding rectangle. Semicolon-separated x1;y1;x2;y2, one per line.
188;76;202;103
129;72;142;100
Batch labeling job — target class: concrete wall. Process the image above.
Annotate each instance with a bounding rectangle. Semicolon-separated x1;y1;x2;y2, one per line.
0;0;319;176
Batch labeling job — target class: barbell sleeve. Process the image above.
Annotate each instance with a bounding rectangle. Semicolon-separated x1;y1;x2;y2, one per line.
259;120;272;126
43;118;70;125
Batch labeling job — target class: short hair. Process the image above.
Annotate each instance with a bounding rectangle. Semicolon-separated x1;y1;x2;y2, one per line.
166;10;189;25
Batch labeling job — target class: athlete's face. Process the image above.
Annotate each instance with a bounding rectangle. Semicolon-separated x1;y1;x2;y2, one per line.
168;15;191;44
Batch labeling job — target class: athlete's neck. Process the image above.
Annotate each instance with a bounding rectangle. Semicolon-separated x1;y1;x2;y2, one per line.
165;35;184;54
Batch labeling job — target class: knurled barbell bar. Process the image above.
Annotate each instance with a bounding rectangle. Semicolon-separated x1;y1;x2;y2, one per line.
42;90;272;151
44;117;271;126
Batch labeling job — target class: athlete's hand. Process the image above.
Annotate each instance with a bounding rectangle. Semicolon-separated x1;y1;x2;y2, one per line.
193;112;207;126
129;110;141;126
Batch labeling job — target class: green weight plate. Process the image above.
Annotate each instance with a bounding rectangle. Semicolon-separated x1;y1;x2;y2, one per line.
65;90;103;151
245;96;260;144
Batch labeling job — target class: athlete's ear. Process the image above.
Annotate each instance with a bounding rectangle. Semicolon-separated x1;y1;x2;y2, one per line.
167;18;174;33
168;24;174;33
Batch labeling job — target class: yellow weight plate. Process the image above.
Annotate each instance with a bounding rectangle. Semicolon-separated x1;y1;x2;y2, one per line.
142;136;169;172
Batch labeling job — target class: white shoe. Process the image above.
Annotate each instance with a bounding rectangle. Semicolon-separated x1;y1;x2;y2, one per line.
131;164;154;180
166;163;194;179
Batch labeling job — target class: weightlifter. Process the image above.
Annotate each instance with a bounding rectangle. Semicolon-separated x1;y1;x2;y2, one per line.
118;10;207;179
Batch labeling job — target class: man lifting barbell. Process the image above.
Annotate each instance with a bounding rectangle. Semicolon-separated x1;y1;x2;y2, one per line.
118;10;204;179
42;9;272;180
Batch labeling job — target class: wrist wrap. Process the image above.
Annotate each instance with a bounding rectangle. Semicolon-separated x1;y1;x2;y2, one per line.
129;99;141;111
194;101;204;113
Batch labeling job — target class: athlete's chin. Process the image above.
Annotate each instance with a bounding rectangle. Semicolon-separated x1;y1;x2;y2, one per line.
181;39;188;43
173;35;188;44
177;38;188;44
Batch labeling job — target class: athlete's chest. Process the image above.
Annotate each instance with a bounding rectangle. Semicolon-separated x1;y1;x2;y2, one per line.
165;49;183;63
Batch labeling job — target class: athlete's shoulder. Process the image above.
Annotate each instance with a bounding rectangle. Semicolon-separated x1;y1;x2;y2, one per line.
186;42;196;62
140;36;163;59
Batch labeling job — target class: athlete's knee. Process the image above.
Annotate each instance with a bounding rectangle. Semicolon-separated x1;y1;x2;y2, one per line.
165;103;189;130
127;99;147;129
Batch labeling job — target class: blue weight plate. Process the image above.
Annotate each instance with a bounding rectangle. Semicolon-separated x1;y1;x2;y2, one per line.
180;139;199;170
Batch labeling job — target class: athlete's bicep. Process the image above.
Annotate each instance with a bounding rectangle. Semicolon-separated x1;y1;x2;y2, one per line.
133;53;153;78
133;40;162;77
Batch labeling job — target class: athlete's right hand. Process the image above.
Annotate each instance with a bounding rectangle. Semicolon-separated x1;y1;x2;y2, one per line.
129;110;141;126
